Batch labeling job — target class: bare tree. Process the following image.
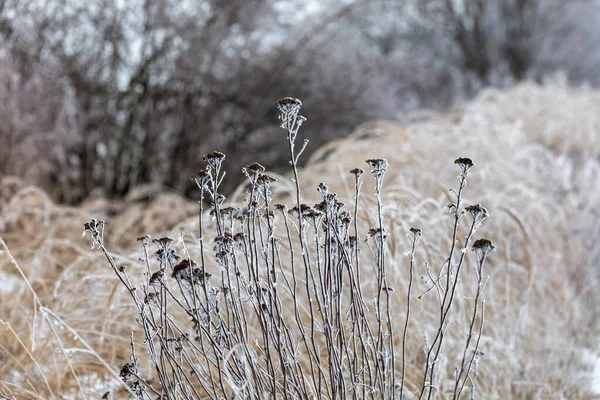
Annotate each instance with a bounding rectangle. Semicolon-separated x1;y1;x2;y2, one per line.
2;0;600;203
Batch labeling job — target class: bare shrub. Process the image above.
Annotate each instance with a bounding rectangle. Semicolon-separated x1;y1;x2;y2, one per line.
79;98;494;398
3;0;600;203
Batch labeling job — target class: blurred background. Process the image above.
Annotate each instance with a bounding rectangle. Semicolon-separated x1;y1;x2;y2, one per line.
1;0;600;203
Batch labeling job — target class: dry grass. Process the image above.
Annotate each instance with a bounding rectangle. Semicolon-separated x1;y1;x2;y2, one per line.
1;80;599;399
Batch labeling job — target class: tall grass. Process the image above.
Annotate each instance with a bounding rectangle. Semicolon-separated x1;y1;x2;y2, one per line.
0;81;598;399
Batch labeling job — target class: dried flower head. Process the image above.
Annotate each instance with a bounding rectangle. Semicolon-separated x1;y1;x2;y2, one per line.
274;203;287;212
303;208;323;222
243;163;266;183
455;157;474;169
137;235;151;246
366;159;388;173
82;218;106;248
409;227;422;244
246;163;265;173
214;233;234;251
220;207;239;219
289;204;313;217
172;259;205;284
339;211;352;224
350;168;364;178
83;218;104;234
203;151;226;168
368;227;384;237
190;170;209;183
366;158;389;193
366;158;389;184
153;237;174;248
144;292;158;306
215;194;226;207
149;270;164;285
465;204;489;225
317;182;329;197
409;227;422;236
314;191;341;214
245;163;265;174
455;157;474;180
119;362;136;381
367;227;388;242
349;235;358;249
256;174;277;188
275;97;305;131
154;247;179;264
274;97;302;113
472;238;496;262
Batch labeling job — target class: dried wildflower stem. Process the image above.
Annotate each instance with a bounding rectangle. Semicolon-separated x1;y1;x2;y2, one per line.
277;98;331;398
456;302;485;398
365;158;394;397
419;184;464;396
418;160;487;400
453;240;494;399
400;228;421;400
279;206;321;394
423;217;477;400
82;99;495;400
350;169;377;398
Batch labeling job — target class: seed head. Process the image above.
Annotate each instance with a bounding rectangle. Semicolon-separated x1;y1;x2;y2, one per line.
203;151;226;168
82;218;105;248
455;157;474;170
350;168;364;178
190;170;210;186
153;237;174;248
366;159;389;183
317;182;329;197
465;204;489;224
137;235;151;246
455;157;474;180
149;270;164;285
366;159;388;173
472;238;496;262
220;207;239;219
409;227;422;243
246;163;265;173
256;174;277;188
243;163;266;181
274;97;302;111
243;163;265;184
274;203;287;212
119;362;136;381
275;97;305;131
172;259;205;284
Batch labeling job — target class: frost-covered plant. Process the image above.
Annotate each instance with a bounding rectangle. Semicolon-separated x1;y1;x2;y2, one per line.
84;98;494;399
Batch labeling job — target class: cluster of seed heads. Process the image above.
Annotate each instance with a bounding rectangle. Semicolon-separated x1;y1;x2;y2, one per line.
81;98;496;400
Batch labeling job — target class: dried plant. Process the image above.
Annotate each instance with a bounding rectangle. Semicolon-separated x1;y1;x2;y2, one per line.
2;82;599;399
82;98;497;399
